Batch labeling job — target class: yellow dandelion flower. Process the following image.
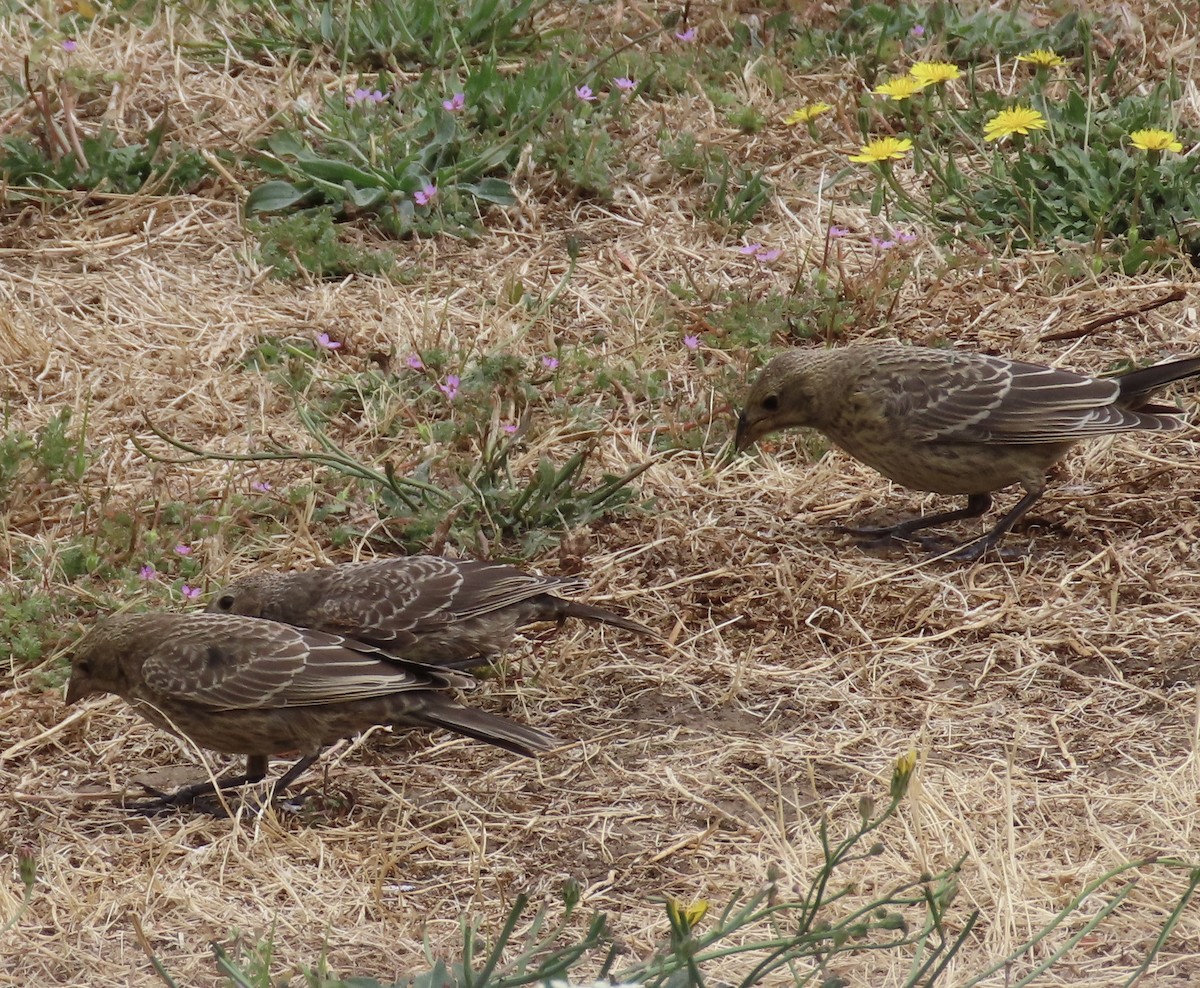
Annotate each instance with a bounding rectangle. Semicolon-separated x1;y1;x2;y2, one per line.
666;898;710;928
847;136;913;162
1016;49;1065;68
891;750;917;800
983;106;1048;142
873;76;927;101
910;61;960;86
1129;129;1183;153
784;102;833;125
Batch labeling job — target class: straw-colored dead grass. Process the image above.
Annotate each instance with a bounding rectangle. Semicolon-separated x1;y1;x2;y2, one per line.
4;3;1200;985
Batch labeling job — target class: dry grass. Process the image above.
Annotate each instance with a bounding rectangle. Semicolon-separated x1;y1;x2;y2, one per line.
4;2;1200;985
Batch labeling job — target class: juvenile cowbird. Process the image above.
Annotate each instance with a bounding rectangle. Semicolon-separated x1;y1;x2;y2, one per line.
65;612;557;812
206;556;654;666
736;344;1200;559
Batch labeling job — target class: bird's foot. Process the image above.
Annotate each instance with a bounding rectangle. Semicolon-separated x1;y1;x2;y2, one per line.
125;791;230;817
935;539;1027;563
125;780;244;817
835;523;947;553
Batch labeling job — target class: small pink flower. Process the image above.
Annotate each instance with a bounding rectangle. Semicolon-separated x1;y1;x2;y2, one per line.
442;92;465;112
405;354;424;370
62;39;78;52
683;334;700;350
251;479;273;493
576;84;596;102
414;183;437;206
614;77;636;92
502;423;519;434
175;544;192;556
316;332;341;350
675;27;697;42
439;374;460;400
138;564;157;581
542;356;559;370
348;88;387;105
829;225;850;238
181;584;201;601
739;243;781;264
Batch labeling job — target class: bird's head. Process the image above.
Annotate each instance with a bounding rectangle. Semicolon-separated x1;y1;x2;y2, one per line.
65;616;137;704
205;572;274;618
735;351;825;452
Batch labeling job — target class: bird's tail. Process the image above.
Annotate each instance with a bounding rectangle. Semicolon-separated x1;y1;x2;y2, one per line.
417;703;560;758
1117;355;1200;407
559;600;659;638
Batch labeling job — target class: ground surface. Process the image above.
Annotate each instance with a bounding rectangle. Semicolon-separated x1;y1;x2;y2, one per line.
3;2;1200;986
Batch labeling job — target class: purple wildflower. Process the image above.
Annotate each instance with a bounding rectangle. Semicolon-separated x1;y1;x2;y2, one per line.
442;92;465;112
439;374;460;400
316;332;342;350
614;77;636;92
62;39;78;52
739;243;781;264
683;334;700;350
414;183;437;206
348;88;387;106
675;27;697;42
181;584;201;601
138;564;157;581
576;84;596;102
405;354;424;370
542;356;559;370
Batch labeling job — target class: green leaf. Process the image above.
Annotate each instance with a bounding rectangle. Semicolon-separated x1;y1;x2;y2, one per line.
245;180;309;213
464;178;515;205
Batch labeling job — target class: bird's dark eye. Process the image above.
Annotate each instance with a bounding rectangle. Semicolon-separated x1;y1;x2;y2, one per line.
216;594;236;611
761;394;779;412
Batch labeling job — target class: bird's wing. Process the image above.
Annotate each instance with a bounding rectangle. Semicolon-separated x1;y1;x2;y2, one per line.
299;556;462;645
431;560;586;622
877;353;1132;443
141;616;470;710
307;557;585;640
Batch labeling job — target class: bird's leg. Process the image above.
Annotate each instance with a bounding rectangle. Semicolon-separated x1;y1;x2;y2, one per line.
127;755;270;816
838;493;994;547
944;488;1044;562
269;753;320;804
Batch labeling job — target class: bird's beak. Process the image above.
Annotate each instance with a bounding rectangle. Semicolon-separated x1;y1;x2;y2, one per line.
65;677;90;705
733;410;753;453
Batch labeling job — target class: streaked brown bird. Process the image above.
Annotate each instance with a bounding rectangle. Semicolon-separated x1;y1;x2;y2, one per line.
65;612;557;812
736;344;1200;559
205;556;654;666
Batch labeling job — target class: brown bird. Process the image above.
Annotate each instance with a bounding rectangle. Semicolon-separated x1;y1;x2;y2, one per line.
205;556;654;666
65;612;557;812
736;344;1200;559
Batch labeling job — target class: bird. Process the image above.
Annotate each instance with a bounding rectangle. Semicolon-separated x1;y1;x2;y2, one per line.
65;612;558;813
204;555;655;666
735;344;1200;559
